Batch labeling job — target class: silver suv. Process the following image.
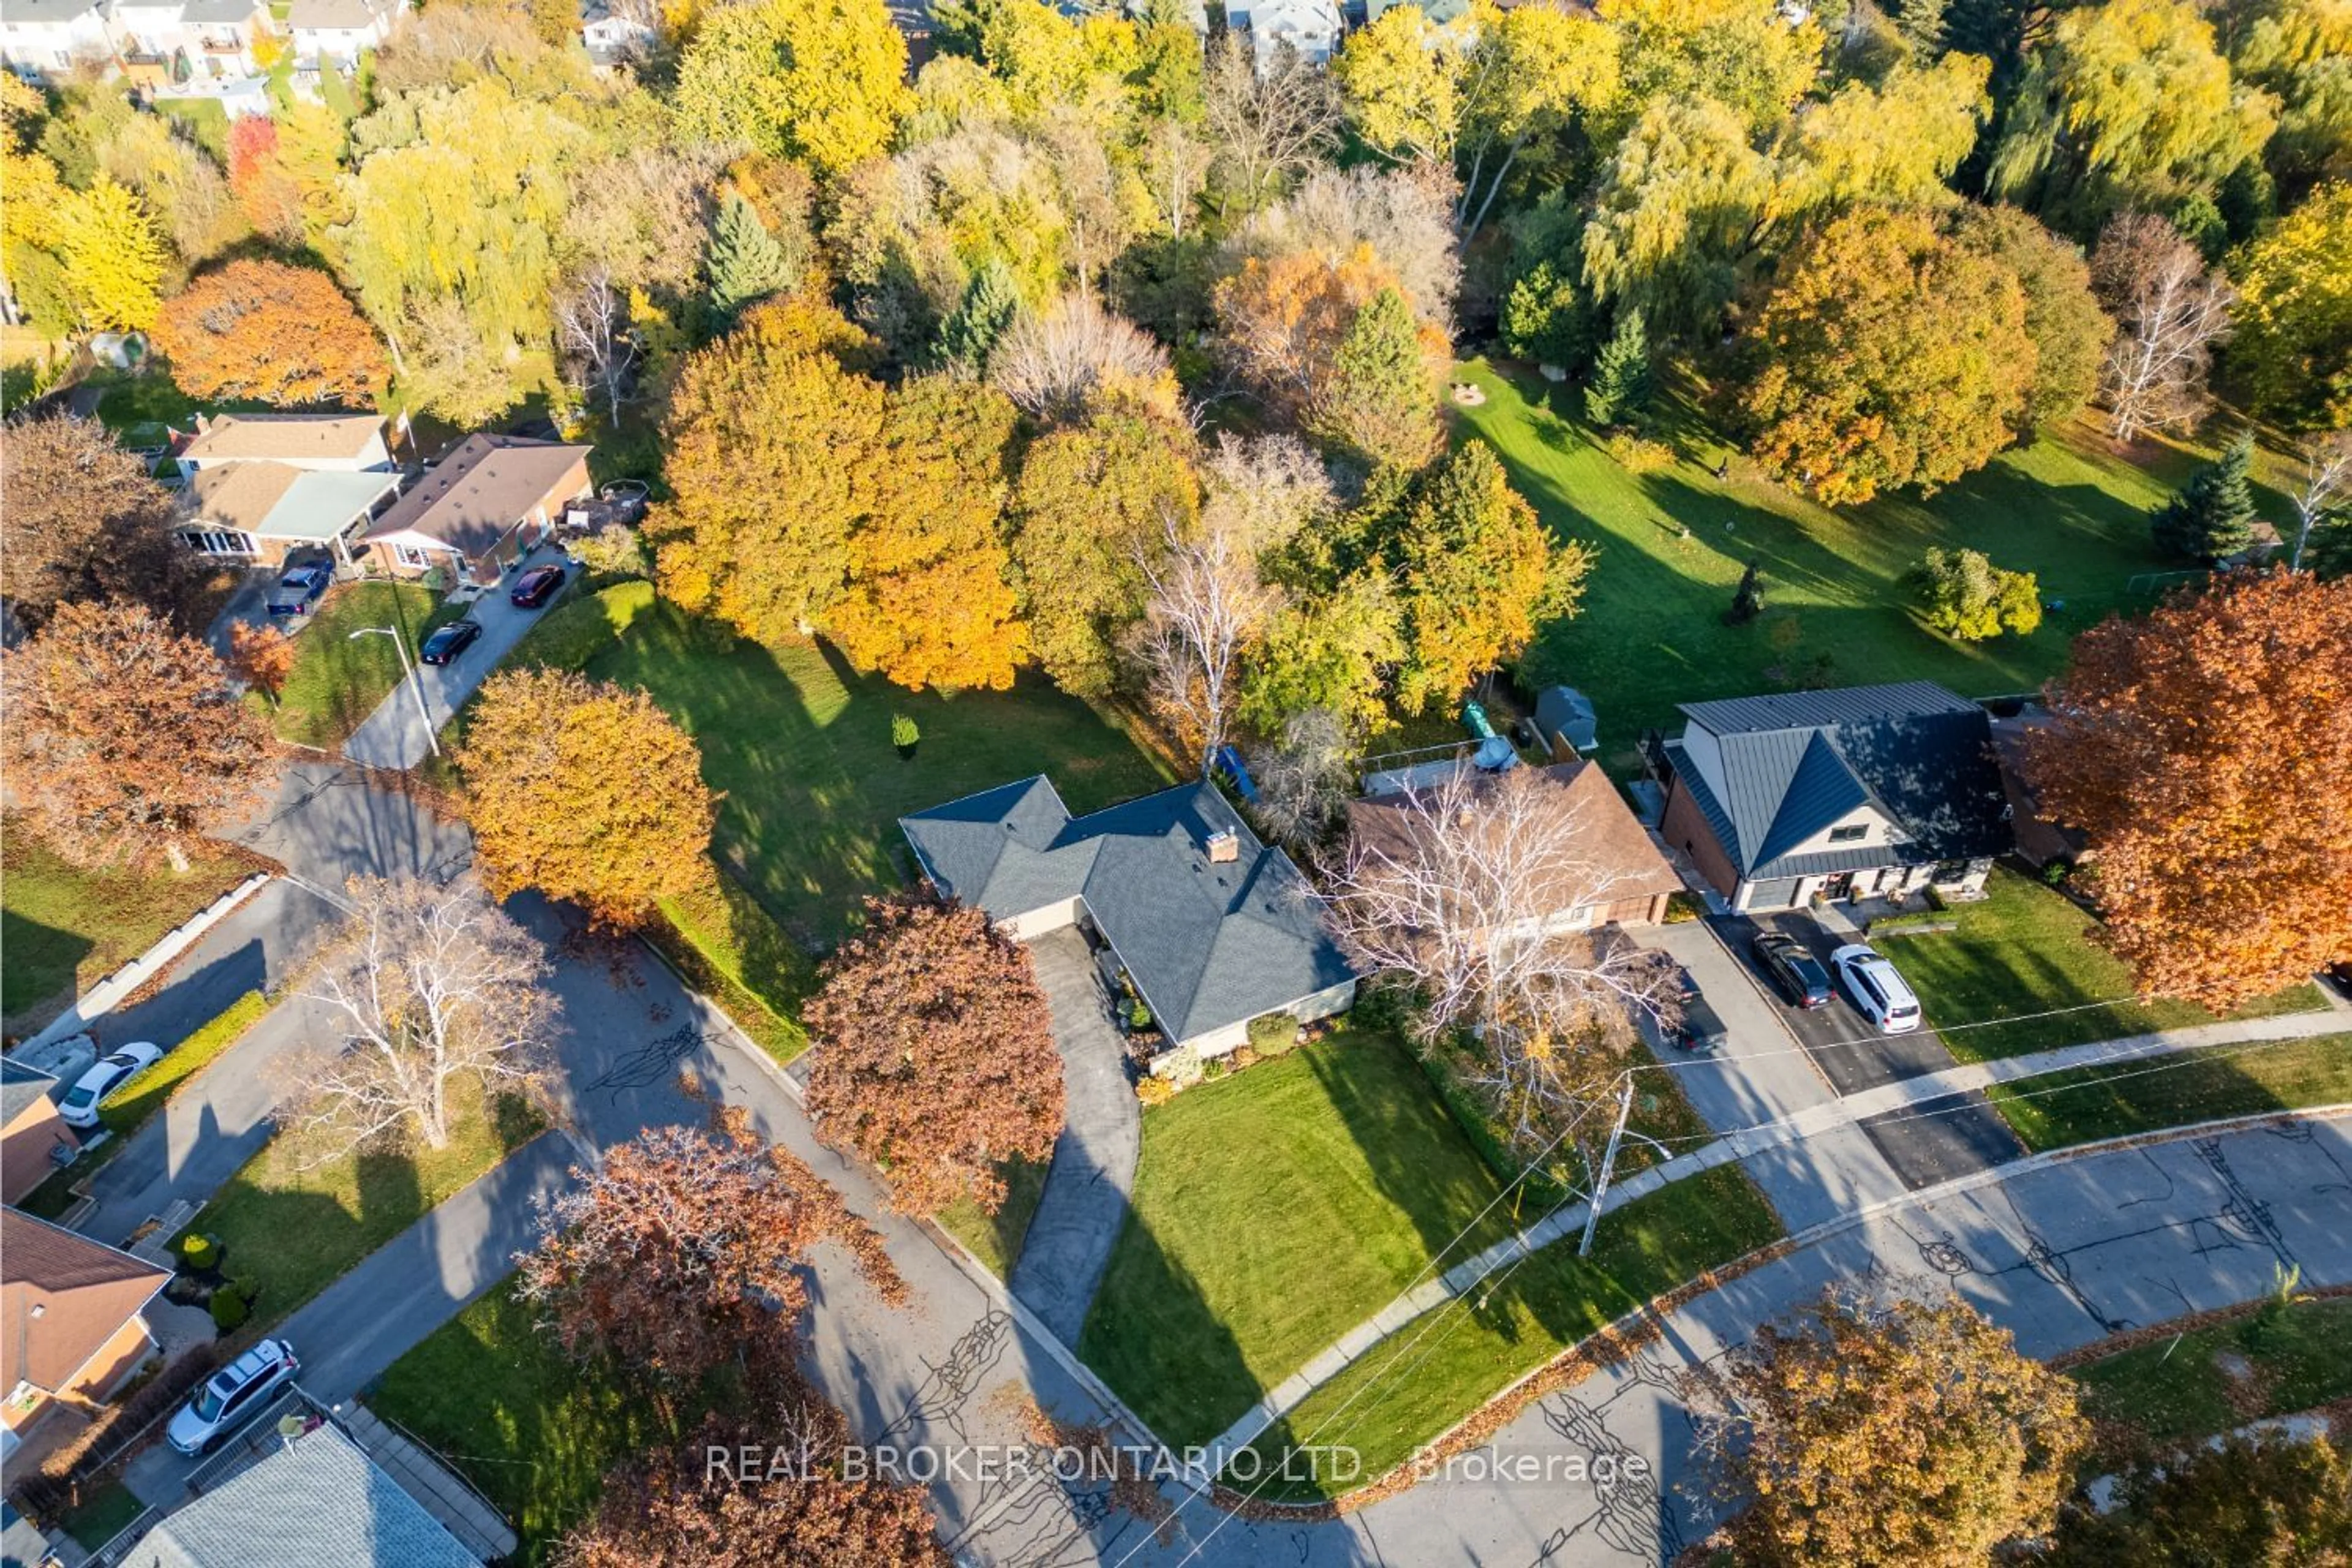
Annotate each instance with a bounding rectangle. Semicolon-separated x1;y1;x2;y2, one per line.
167;1339;300;1456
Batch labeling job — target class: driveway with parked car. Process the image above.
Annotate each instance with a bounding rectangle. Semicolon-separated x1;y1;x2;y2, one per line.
341;546;570;770
1708;911;2024;1191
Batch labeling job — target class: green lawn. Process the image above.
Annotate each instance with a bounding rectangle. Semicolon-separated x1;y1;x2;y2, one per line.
1877;869;2326;1061
263;581;460;749
2072;1296;2352;1455
582;597;1172;945
188;1083;543;1325
0;825;260;1023
1988;1034;2352;1151
157;97;230;161
371;1281;700;1564
1236;1163;1782;1502
935;1156;1050;1280
1454;358;2292;757
1078;1028;1526;1449
59;1480;148;1551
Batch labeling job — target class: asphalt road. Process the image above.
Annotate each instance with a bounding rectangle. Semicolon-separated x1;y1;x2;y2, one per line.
1708;912;2023;1190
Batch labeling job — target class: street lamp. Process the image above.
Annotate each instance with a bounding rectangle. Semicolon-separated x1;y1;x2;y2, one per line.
349;624;440;758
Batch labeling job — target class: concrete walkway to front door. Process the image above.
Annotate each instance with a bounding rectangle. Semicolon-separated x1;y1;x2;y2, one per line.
1008;925;1142;1346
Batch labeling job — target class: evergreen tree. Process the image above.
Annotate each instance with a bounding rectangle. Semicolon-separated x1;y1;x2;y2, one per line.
1308;286;1440;471
1724;559;1765;625
1583;307;1653;428
935;260;1020;376
1894;0;1949;56
703;193;797;321
2150;434;2260;561
2305;512;2352;580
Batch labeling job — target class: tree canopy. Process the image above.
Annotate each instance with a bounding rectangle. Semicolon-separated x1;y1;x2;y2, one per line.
153;258;390;407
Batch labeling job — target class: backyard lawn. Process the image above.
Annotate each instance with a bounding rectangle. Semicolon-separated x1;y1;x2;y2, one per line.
371;1281;702;1564
2071;1295;2352;1457
1874;869;2326;1061
263;581;461;749
0;825;261;1027
583;597;1172;946
1988;1033;2352;1151
187;1082;543;1326
1078;1028;1527;1449
1453;359;2293;756
1237;1162;1782;1501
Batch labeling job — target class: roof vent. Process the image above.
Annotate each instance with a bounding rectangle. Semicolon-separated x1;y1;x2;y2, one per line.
1205;827;1240;864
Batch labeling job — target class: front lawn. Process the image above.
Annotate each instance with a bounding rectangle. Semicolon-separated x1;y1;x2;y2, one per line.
935;1155;1051;1280
582;598;1172;944
1235;1162;1782;1502
2071;1295;2352;1456
263;581;462;749
1988;1033;2352;1151
1078;1028;1525;1449
187;1082;543;1325
1453;359;2290;758
1875;869;2327;1061
0;826;262;1026
371;1280;702;1564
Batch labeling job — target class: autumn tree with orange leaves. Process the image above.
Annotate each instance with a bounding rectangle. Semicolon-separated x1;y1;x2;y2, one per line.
554;1344;946;1568
225;622;298;706
153;258;390;407
457;668;717;929
829;377;1029;693
804;895;1064;1217
516;1106;904;1392
2022;570;2352;1012
1213;243;1448;457
1683;1286;2087;1568
1;600;273;871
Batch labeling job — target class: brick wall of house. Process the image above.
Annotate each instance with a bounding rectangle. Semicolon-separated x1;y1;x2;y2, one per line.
1660;778;1740;899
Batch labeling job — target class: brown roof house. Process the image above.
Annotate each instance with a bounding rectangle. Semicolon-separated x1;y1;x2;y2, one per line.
361;435;592;587
2;1212;170;1461
178;462;402;570
1350;761;1685;932
1;1060;77;1207
173;412;393;477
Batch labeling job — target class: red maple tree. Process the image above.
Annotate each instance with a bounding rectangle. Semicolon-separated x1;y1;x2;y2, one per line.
2021;569;2352;1011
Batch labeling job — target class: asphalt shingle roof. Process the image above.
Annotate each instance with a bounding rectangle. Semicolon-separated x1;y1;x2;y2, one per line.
2;1058;58;1123
1673;682;2010;880
121;1424;479;1568
902;779;1354;1045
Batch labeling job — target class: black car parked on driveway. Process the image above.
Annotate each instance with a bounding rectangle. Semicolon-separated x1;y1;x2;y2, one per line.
1751;930;1835;1009
418;619;483;665
509;564;565;608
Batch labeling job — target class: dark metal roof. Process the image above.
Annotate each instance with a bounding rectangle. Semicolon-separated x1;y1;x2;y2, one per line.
1532;685;1598;752
902;778;1355;1045
1674;683;2011;880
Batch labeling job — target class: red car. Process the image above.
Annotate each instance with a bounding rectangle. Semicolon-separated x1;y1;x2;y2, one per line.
509;564;566;608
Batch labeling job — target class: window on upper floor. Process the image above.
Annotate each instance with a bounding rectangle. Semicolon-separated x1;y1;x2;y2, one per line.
1828;823;1868;845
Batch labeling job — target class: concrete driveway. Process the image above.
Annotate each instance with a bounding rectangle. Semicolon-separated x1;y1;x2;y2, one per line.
1709;911;2022;1189
341;548;571;771
1006;926;1140;1346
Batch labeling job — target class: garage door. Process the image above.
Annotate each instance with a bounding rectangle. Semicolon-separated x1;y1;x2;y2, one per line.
1742;877;1803;911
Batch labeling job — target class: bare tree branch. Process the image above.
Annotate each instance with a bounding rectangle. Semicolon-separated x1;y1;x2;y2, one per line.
2091;213;2234;444
1126;505;1284;774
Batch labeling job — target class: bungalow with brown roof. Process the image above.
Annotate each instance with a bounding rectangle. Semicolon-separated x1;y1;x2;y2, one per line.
178;462;403;569
173;412;393;477
1;1060;76;1207
1350;760;1686;930
360;435;592;587
1;1212;170;1461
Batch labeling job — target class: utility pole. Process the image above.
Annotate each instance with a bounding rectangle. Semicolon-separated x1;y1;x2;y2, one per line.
1578;1076;1635;1258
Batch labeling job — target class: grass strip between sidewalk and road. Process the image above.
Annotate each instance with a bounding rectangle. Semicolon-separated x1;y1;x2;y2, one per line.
188;1082;545;1327
1986;1034;2352;1152
1234;1163;1782;1504
935;1156;1051;1281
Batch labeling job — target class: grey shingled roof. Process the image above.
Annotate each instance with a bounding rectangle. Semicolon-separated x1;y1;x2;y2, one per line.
2;1058;59;1123
1532;685;1598;752
1672;682;2010;880
121;1423;479;1568
903;779;1354;1045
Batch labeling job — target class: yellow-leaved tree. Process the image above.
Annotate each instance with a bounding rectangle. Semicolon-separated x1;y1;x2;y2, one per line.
672;0;908;179
458;668;717;931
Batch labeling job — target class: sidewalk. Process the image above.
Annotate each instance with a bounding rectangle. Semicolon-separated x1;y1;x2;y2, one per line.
1199;1015;2351;1463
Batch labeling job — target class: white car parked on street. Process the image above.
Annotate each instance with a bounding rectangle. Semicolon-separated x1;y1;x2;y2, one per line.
1829;944;1924;1035
56;1041;165;1128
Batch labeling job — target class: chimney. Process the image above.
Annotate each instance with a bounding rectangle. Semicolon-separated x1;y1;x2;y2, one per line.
1205;828;1240;865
